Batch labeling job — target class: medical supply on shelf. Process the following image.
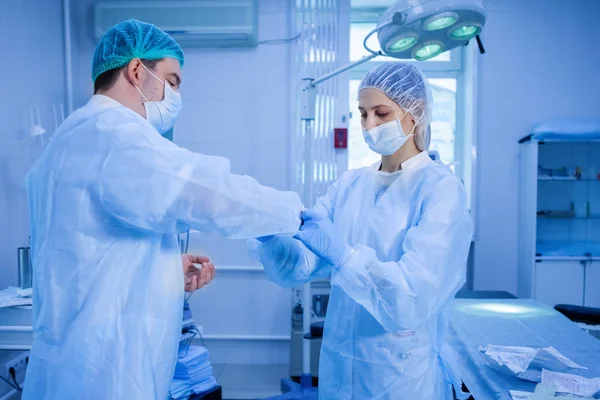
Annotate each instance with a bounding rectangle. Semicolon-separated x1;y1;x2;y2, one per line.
536;165;600;180
17;247;32;289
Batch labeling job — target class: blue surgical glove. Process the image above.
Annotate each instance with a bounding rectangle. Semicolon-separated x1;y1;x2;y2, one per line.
294;209;352;268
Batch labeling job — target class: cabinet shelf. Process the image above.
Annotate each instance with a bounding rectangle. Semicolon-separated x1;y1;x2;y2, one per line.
538;178;600;182
535;240;600;258
537;215;600;220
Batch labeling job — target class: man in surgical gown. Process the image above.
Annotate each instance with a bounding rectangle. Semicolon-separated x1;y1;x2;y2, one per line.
249;63;473;399
21;20;301;399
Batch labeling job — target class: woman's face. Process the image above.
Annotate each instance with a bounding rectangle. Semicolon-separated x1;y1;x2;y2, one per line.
358;88;415;135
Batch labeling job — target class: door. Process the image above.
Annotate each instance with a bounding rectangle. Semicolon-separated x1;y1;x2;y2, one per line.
535;260;585;307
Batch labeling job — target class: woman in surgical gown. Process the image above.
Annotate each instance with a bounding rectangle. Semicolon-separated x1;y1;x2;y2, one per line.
249;63;473;400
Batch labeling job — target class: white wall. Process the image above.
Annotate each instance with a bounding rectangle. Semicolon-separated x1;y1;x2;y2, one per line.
0;3;65;396
0;0;65;288
178;1;296;365
474;0;600;293
67;0;296;365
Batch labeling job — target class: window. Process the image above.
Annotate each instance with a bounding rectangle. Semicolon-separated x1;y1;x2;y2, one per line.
347;20;465;176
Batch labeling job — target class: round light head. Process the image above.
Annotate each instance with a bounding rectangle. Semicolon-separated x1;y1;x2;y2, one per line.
413;42;444;61
386;33;419;52
449;23;481;40
424;12;458;31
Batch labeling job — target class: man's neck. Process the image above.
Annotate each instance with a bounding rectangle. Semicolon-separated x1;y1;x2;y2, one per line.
97;86;146;118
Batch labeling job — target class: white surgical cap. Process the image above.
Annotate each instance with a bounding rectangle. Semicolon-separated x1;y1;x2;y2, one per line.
358;63;433;151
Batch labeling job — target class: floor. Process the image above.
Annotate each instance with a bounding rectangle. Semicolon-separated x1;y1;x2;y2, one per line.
213;363;288;400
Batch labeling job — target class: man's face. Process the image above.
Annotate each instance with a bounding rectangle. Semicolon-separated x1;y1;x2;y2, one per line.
139;58;182;102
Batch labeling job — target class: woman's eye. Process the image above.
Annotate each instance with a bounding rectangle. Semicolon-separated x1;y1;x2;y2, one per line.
360;114;367;119
376;112;388;118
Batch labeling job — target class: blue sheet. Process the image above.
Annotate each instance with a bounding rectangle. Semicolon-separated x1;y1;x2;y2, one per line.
446;299;600;399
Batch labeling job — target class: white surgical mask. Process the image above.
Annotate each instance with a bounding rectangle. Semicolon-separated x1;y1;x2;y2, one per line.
362;113;415;156
135;64;182;135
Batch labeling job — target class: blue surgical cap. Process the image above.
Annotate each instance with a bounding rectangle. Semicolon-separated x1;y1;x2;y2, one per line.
359;63;433;151
92;19;184;82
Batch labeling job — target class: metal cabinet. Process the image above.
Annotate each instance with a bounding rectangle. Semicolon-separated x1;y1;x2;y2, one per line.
518;135;600;305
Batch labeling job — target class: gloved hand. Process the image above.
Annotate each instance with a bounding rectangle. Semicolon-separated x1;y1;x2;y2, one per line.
294;209;352;268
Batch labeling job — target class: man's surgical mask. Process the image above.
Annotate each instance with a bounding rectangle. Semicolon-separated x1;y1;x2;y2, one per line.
362;114;415;156
135;64;182;135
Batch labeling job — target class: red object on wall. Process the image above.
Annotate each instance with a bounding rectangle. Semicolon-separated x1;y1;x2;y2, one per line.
334;128;348;149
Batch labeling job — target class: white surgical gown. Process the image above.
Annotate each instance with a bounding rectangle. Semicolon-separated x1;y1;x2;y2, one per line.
249;151;473;400
22;95;302;400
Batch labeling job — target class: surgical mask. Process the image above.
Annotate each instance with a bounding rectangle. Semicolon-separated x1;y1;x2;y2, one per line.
134;64;182;135
362;115;415;156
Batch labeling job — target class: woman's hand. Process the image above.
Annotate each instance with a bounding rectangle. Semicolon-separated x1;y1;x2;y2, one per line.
294;210;352;268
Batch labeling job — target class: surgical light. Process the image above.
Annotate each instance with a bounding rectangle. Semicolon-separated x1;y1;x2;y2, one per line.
362;0;486;61
424;13;458;31
450;24;481;40
414;43;443;60
388;35;418;51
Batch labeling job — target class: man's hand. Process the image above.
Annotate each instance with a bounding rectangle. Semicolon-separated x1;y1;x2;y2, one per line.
181;254;216;292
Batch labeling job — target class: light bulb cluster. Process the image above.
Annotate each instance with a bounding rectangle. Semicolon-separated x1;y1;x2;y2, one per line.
374;0;486;61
